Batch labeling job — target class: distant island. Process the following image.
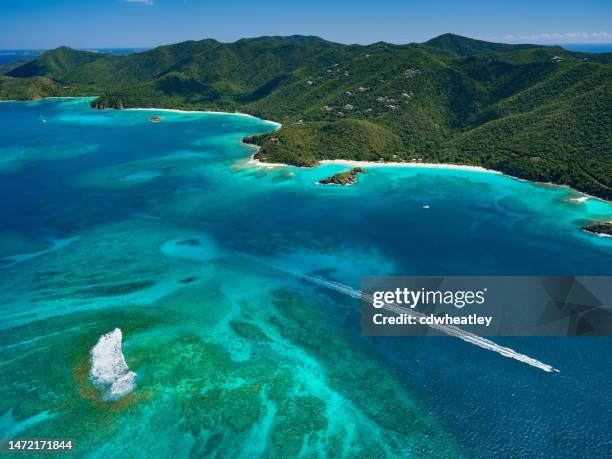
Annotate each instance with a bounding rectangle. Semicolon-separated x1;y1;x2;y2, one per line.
1;34;611;199
318;167;366;185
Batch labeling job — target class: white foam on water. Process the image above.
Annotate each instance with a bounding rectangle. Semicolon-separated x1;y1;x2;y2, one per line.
567;196;589;204
380;302;559;373
265;264;559;373
89;328;136;401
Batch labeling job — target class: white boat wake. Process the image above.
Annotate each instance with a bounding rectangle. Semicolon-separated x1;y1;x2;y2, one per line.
275;266;559;373
89;328;137;400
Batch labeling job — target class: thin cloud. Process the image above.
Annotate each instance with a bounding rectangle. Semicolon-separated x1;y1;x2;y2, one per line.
504;32;611;42
592;32;612;39
126;0;154;5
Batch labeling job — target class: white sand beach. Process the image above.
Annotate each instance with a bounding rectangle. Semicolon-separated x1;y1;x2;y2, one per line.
246;154;288;168
245;155;502;173
318;159;502;173
124;107;283;128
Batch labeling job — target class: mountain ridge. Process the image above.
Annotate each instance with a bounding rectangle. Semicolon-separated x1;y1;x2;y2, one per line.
1;34;610;199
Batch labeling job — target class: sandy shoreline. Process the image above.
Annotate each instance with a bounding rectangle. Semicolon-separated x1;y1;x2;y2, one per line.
582;227;612;238
244;151;288;168
0;97;283;128
321;161;611;205
319;159;501;174
247;155;612;206
124;107;283;128
246;155;612;204
0;96;93;102
245;155;503;173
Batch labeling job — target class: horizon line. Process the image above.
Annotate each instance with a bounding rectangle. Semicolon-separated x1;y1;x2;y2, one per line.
2;33;612;51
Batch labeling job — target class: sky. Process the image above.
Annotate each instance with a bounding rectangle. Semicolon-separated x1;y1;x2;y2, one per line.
0;0;611;49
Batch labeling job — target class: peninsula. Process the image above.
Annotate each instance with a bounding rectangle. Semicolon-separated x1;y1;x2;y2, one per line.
1;34;611;199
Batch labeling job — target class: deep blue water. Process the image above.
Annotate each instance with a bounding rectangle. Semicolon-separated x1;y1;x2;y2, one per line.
0;98;611;457
0;50;43;66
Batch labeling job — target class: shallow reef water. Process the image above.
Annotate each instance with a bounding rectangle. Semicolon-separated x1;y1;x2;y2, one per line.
0;98;611;457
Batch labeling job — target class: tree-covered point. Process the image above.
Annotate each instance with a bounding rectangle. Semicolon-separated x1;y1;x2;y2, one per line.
1;34;610;199
582;222;612;236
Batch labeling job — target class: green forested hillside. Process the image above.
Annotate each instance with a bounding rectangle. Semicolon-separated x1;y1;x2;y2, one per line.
0;75;63;100
1;34;610;198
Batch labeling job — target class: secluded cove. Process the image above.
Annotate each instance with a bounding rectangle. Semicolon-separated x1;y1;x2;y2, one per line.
1;98;611;458
11;97;612;210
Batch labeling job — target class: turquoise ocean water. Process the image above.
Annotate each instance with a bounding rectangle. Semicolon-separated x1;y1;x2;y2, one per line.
0;98;611;457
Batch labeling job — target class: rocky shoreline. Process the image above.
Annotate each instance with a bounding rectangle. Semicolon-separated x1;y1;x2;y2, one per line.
582;222;612;237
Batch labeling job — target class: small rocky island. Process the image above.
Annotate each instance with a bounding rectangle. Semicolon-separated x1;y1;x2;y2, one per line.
318;167;366;186
582;222;612;237
149;115;162;123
